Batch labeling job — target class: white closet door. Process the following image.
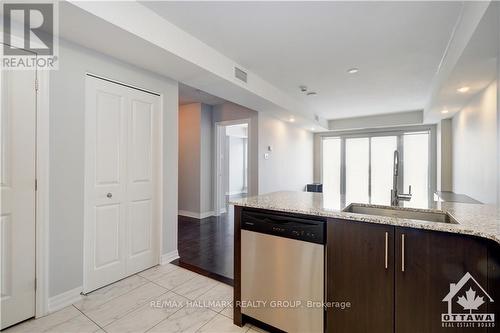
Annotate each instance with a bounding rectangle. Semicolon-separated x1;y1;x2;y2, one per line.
125;89;160;274
0;70;37;328
85;77;128;292
84;76;159;293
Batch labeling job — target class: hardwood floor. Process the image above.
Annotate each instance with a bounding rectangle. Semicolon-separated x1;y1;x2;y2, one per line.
175;210;234;285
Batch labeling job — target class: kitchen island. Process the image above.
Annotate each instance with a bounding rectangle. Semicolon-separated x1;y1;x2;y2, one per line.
231;191;500;333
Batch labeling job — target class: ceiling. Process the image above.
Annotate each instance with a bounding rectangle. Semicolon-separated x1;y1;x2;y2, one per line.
427;2;499;121
142;1;462;120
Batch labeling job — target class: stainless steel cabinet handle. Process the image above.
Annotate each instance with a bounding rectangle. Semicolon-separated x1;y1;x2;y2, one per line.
401;234;405;272
106;193;112;198
384;232;388;269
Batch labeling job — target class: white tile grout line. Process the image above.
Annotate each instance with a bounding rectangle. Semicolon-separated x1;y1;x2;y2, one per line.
29;307;83;333
76;288;171;331
76;264;181;316
105;287;169;327
72;266;229;333
141;293;220;333
142;266;223;302
143;271;238;333
75;276;150;311
196;312;252;333
99;289;173;333
219;306;233;320
76;280;170;330
72;304;107;332
137;263;181;280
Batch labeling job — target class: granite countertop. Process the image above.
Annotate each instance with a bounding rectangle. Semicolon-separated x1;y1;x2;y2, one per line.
230;191;500;246
434;191;482;204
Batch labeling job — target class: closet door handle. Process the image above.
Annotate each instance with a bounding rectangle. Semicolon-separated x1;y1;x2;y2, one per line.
106;192;113;199
384;232;388;269
401;234;405;272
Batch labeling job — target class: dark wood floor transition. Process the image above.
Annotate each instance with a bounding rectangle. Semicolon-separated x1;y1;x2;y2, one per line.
174;210;234;286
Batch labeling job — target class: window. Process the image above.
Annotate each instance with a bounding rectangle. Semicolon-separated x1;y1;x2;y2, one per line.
345;138;369;204
321;129;433;209
371;136;397;205
403;132;429;208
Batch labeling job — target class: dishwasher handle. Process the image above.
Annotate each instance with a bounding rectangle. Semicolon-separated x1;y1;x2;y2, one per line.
242;210;324;226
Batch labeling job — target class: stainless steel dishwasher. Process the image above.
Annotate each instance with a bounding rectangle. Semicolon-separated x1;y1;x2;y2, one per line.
240;210;325;333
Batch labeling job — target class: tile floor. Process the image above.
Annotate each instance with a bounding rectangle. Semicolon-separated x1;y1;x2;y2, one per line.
4;264;265;333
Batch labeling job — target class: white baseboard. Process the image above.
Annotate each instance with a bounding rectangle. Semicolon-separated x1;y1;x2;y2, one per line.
48;286;82;313
178;210;214;219
160;250;179;265
200;211;214;219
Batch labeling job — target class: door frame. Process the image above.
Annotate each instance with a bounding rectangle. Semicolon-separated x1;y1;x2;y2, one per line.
35;70;50;317
214;119;251;216
82;73;164;293
0;42;51;318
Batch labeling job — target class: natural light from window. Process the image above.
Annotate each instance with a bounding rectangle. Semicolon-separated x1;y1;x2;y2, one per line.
321;130;431;209
322;137;341;210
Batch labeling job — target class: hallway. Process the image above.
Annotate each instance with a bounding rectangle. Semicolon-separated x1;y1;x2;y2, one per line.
176;211;234;284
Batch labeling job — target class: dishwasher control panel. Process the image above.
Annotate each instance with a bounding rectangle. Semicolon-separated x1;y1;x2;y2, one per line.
241;210;325;244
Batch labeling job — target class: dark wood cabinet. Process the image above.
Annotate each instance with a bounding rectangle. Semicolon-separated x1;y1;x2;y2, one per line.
395;227;488;333
327;219;491;333
327;219;395;333
235;208;499;333
487;242;500;333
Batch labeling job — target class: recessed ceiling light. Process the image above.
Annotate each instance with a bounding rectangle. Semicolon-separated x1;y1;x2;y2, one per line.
289;117;295;122
311;127;316;131
306;92;317;96
457;86;470;93
441;109;449;114
347;68;359;74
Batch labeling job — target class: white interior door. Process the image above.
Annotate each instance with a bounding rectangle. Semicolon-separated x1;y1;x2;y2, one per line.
84;76;160;293
125;88;159;274
0;69;37;328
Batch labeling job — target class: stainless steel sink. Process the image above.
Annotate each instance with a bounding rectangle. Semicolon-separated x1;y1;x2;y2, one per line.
343;204;458;224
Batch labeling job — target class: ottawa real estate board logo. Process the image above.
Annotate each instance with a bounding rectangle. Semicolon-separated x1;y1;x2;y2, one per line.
441;272;495;328
2;2;59;70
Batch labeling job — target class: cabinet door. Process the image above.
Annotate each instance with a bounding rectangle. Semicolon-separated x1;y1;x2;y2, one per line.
327;219;394;333
395;227;488;333
487;243;500;333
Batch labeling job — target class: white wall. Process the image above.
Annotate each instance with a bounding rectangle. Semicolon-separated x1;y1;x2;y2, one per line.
328;110;423;130
49;40;178;297
213;103;258;195
437;119;453;191
452;81;497;204
258;113;314;194
228;136;247;194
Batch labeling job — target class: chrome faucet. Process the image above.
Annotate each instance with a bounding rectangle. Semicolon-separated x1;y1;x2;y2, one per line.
391;150;412;206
